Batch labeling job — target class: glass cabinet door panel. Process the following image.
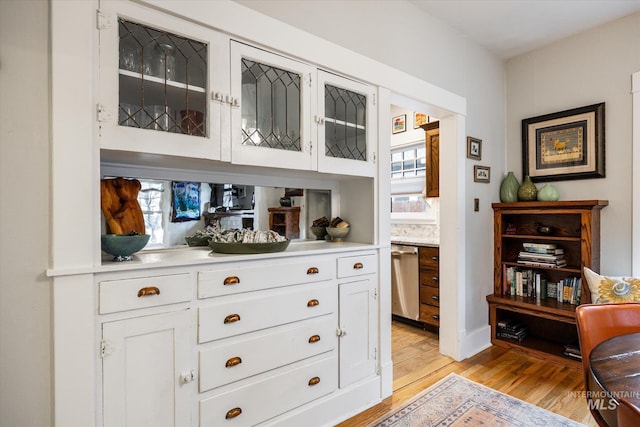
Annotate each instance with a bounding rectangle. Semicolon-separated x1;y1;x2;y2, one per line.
241;58;301;151
324;84;367;161
118;18;207;137
317;71;376;177
230;41;314;171
98;0;228;160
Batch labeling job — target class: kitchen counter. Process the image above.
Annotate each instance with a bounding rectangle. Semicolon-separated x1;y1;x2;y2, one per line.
391;237;439;247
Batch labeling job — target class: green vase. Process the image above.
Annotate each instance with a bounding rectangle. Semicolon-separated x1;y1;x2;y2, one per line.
518;175;538;201
499;172;520;202
537;184;560;201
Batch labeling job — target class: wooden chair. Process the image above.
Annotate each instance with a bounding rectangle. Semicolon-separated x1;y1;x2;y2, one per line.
575;303;640;427
617;398;640;427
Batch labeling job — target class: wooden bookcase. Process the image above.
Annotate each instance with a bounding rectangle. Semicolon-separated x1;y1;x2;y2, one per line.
487;200;608;368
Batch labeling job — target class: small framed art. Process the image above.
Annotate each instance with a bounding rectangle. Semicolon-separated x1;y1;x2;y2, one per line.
392;114;406;134
467;136;482;160
473;165;490;183
414;112;428;128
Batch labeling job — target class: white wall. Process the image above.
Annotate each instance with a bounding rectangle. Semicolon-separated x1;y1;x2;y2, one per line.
236;0;504;353
0;1;52;426
506;12;640;277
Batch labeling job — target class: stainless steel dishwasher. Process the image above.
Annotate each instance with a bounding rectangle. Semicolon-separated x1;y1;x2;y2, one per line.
391;244;419;321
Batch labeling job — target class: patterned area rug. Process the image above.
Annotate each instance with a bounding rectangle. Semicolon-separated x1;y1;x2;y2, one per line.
368;373;585;426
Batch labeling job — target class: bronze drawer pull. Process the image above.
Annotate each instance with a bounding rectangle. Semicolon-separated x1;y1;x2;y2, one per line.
307;267;319;275
224;314;241;324
137;286;160;297
353;262;364;269
307;299;319;307
225;407;242;419
225;356;242;368
432;314;440;320
431;295;439;301
223;276;240;286
308;334;321;343
308;376;321;386
431;256;439;261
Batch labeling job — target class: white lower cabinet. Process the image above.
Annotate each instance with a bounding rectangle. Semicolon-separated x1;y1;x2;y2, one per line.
101;309;194;427
338;254;378;388
98;250;379;427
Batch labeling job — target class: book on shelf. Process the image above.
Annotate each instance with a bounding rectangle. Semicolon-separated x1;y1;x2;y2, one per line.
522;242;557;250
518;251;565;261
521;246;564;255
563;343;582;360
502;265;580;303
517;259;567;268
497;318;528;342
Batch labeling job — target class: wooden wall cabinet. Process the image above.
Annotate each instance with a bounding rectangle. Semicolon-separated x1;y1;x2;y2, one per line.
419;246;440;328
487;200;608;368
420;122;439;198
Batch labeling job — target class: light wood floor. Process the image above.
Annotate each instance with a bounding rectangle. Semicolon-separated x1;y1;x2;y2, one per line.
337;320;599;426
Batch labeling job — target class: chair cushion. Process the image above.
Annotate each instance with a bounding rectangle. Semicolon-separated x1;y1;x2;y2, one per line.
584;267;640;303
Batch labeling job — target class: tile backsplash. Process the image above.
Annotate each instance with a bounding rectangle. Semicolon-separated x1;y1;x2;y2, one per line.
391;223;439;242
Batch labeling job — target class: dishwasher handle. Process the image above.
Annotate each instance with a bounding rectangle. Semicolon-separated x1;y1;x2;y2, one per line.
391;248;419;256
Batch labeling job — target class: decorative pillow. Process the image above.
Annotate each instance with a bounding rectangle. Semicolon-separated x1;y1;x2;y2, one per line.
584;267;640;303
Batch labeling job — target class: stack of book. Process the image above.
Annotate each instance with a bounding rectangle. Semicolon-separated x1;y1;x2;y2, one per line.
518;243;567;268
496;318;528;342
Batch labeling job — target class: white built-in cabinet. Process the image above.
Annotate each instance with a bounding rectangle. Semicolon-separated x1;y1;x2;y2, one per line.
95;250;378;427
50;1;386;426
337;253;378;388
97;0;232;160
96;0;376;176
101;309;193;427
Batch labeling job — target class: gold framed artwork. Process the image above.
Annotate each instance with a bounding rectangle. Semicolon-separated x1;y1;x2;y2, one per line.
522;103;605;182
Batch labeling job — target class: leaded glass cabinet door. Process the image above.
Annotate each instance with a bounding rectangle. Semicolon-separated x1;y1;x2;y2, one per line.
317;71;376;177
230;41;315;171
97;0;229;160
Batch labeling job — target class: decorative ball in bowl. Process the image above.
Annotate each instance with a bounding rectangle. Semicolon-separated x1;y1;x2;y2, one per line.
326;226;350;242
101;233;150;262
310;226;328;240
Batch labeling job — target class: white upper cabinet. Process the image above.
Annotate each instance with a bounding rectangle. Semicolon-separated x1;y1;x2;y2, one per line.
97;0;230;160
230;41;316;170
317;71;377;177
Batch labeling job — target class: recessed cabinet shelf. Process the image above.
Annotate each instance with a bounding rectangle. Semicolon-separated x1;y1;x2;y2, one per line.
119;69;207;93
488;200;608;369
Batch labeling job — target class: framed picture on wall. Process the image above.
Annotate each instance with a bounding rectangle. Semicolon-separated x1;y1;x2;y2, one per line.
467;136;482;160
414;112;428;128
522;102;605;182
171;181;201;222
474;165;491;183
392;114;406;134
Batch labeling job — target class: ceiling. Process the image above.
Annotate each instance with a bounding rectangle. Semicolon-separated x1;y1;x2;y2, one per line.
408;0;640;59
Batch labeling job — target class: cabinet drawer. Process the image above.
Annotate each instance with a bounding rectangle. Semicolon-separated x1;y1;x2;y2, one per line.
99;273;193;314
199;354;337;427
198;257;335;299
420;304;440;327
420;285;440;307
198;281;337;343
199;314;336;392
419;267;440;288
419;247;439;270
337;253;377;279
